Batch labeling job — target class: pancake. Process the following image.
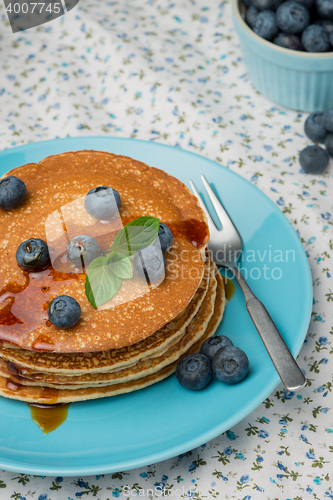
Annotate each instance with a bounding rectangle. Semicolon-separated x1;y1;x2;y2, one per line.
0;150;208;353
0;264;225;403
0;254;211;376
0;261;220;389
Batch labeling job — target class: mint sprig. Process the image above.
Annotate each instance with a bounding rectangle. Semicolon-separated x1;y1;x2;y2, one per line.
85;216;159;308
111;216;159;257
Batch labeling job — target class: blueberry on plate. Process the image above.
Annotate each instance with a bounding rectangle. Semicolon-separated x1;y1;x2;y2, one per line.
243;0;252;7
246;5;259;27
48;295;81;329
16;238;50;271
133;245;166;284
299;145;329;173
274;32;304;50
67;235;100;266
251;0;283;11
212;346;249;384
302;24;331;51
84;186;121;220
155;223;173;253
200;335;233;360
0;176;27;210
325;134;333;157
316;0;333;20
304;112;327;142
276;1;310;34
253;10;279;40
324;107;333;132
176;353;212;391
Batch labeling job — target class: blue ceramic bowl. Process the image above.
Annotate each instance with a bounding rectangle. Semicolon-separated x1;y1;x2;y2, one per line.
232;0;333;112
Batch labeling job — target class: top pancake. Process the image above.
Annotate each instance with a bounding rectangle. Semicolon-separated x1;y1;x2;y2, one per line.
0;151;208;353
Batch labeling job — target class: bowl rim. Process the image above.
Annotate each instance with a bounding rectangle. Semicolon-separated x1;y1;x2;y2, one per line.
232;0;333;58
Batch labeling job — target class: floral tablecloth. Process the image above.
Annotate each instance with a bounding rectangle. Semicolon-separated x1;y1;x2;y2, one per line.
0;0;332;498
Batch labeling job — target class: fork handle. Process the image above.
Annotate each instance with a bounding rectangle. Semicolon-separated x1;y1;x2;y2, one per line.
230;267;306;392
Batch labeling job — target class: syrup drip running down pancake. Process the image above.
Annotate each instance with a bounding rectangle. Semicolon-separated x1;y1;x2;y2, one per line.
0;151;208;353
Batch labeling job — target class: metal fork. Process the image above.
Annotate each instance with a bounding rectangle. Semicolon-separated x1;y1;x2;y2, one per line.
190;175;306;392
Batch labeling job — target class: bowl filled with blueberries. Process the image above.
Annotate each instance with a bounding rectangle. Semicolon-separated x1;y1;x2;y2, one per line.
232;0;333;112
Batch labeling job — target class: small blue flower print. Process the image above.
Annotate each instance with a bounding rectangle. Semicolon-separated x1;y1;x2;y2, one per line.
224;446;233;455
306;451;315;459
239;474;250;484
258;430;269;439
226;430;236;440
282;390;295;400
155;482;165;490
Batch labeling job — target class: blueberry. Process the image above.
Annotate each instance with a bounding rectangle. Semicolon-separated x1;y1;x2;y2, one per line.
299;145;329;173
324;107;333;132
276;1;310;34
48;295;81;329
176;353;212;391
67;235;100;266
316;0;333;20
212;346;249;384
0;176;27;210
200;335;233;360
155;223;173;253
304;113;327;142
84;186;121;220
133;245;166;283
325;134;333;156
331;31;333;45
16;238;50;271
246;5;259;27
243;0;252;7
253;10;279;40
274;32;304;50
251;0;283;11
315;18;333;34
302;24;331;51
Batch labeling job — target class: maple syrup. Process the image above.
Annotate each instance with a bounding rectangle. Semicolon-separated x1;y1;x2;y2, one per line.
223;276;236;301
6;379;23;391
167;219;209;249
29;403;70;434
8;361;29;376
0;267;81;349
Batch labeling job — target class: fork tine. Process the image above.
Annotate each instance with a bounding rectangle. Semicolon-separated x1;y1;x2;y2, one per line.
189;180;219;236
200;175;241;238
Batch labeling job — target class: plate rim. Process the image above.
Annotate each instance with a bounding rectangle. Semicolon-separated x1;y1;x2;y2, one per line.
0;136;313;476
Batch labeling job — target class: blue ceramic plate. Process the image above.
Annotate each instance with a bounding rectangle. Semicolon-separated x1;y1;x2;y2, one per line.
0;137;312;476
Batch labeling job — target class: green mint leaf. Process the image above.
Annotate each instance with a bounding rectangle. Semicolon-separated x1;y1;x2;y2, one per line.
85;256;122;308
105;251;133;279
110;216;159;257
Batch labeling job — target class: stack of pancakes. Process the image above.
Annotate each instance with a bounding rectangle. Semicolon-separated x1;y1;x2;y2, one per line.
0;151;225;404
